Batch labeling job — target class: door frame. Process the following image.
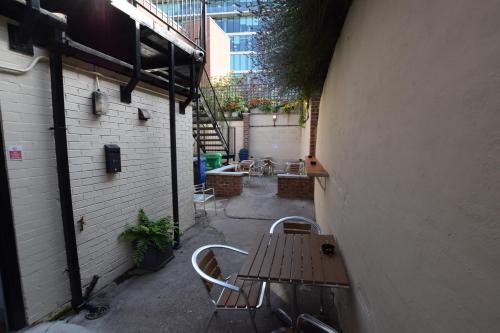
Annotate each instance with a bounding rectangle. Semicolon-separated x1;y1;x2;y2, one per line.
0;123;27;330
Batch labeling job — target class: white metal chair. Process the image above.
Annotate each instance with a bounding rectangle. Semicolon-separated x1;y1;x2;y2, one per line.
271;313;339;333
269;216;322;235
193;183;216;216
192;245;268;333
237;160;254;185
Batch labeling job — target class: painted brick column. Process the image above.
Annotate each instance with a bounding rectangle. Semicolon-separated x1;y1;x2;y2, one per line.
309;97;320;156
243;112;250;150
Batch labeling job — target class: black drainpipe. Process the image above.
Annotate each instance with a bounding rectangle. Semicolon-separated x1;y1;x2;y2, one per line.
49;29;84;310
169;42;181;249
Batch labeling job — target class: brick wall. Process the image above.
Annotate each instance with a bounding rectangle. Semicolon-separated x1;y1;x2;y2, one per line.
277;175;314;199
0;17;194;323
205;174;243;197
309;97;320;156
0;18;70;323
63;62;194;289
243;112;249;150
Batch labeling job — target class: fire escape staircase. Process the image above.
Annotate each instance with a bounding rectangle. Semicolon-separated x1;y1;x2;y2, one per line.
193;69;235;163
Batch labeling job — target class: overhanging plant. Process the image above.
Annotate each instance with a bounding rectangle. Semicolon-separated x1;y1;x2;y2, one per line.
118;209;175;266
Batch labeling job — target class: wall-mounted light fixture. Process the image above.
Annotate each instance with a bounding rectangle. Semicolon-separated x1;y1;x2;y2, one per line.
138;108;151;121
272;113;277;127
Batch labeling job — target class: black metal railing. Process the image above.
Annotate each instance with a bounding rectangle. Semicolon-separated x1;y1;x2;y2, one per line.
136;0;206;48
198;68;232;155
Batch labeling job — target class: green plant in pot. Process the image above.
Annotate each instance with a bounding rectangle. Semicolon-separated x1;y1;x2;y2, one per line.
118;209;175;271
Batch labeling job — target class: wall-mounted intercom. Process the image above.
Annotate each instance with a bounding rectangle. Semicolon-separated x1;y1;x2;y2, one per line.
104;144;121;173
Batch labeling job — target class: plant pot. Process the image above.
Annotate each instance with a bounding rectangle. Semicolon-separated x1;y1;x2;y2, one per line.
139;242;174;271
232;111;239;118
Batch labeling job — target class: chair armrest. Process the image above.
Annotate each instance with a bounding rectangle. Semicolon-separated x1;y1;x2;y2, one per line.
297;314;338;333
192;245;249;293
203;187;215;195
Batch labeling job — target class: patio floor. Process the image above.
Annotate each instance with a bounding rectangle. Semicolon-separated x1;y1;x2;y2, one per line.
31;177;340;333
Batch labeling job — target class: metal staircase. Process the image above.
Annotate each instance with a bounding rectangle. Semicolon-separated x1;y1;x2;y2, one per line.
193;69;235;163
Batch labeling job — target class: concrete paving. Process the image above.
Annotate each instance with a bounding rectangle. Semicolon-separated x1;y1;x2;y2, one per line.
31;176;339;333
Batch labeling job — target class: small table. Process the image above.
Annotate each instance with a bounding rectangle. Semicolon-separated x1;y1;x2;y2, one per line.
238;233;349;324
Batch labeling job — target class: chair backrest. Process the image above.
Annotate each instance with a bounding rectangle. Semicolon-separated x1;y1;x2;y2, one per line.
192;245;248;300
238;160;254;172
269;216;322;234
194;183;205;192
197;249;221;292
286;162;304;175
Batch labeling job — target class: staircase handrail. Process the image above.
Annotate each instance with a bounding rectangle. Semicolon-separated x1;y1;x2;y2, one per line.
198;68;231;152
199;86;229;151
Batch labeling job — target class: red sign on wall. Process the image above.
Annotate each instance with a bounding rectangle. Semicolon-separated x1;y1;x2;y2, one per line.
7;145;23;161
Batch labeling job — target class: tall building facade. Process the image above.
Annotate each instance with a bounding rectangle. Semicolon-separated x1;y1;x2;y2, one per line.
207;1;261;74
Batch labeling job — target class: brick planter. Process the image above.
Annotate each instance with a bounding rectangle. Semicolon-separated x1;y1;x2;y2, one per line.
205;165;244;197
277;174;314;199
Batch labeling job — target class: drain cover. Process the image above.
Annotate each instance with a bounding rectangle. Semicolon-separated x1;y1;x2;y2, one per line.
85;305;109;320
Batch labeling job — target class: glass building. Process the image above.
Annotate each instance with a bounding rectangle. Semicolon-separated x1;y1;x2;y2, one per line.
207;1;261;74
155;1;263;74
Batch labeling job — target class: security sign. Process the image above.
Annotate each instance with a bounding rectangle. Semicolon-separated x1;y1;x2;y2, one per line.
7;145;23;161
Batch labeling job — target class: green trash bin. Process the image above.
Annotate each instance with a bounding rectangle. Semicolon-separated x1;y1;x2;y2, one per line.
204;152;222;171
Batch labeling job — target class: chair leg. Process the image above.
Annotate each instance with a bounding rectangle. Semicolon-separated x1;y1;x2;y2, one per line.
214;197;217;215
292;284;298;319
204;309;217;333
248;308;258;333
266;283;271;308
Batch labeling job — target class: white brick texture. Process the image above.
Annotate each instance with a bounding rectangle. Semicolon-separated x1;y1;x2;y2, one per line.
0;18;70;323
63;71;195;290
0;17;194;323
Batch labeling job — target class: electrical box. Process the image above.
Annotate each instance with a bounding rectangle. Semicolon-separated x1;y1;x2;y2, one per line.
92;90;108;115
104;144;121;173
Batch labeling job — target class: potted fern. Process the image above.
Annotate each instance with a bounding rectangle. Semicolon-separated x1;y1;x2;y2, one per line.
118;209;175;271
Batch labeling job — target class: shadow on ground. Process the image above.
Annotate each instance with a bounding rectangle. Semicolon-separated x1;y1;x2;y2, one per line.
27;177;339;333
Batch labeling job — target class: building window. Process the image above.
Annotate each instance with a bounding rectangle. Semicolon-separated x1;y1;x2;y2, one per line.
213;16;260;33
230;35;255;52
231;53;258;72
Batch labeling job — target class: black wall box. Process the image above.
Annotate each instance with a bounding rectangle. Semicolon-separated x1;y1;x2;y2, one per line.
104;144;121;173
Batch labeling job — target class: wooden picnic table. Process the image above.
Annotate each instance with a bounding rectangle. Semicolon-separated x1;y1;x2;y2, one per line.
238;233;349;287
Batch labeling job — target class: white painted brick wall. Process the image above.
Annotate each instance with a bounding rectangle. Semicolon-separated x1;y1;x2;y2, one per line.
63;69;194;290
0;17;194;323
0;18;70;323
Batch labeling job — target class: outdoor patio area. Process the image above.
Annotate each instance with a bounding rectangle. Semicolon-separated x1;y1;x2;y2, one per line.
52;177;342;333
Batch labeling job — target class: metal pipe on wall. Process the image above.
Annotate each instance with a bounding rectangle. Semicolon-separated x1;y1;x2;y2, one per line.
169;42;181;248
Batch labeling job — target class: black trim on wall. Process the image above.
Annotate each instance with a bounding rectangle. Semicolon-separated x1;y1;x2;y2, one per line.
50;31;84;310
0;123;27;330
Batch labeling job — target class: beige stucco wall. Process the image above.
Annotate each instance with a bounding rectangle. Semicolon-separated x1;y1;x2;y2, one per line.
206;18;230;79
315;0;500;332
249;113;302;164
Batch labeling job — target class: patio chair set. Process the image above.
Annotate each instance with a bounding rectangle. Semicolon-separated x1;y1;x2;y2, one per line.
192;216;347;333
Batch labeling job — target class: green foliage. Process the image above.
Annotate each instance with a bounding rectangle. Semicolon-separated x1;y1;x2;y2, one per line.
118;209;175;265
255;0;351;99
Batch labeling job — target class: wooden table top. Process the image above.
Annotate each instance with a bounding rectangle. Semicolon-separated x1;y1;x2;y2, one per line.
238;233;350;287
